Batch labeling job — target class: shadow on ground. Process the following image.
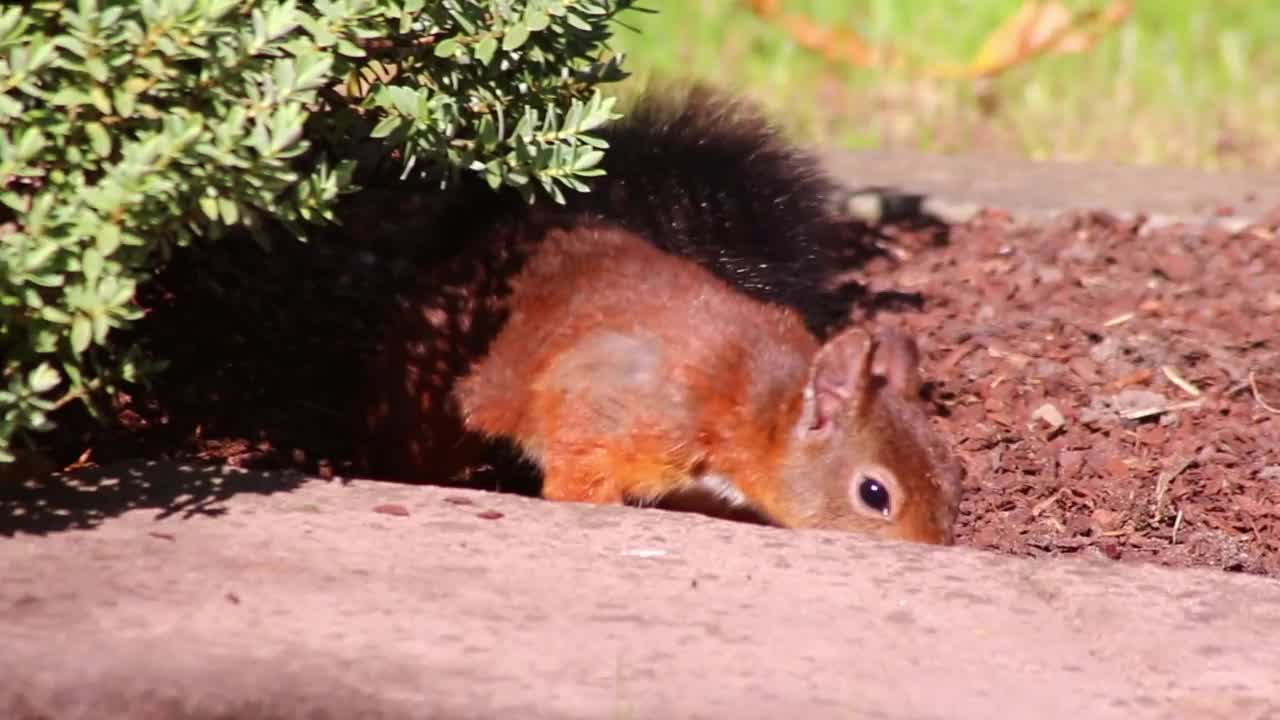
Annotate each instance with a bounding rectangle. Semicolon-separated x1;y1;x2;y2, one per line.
0;461;310;537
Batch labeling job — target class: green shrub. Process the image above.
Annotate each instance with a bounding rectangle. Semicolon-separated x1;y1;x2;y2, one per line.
0;0;638;463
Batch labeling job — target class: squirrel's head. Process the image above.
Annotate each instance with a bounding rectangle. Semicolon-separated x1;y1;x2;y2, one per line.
779;326;963;545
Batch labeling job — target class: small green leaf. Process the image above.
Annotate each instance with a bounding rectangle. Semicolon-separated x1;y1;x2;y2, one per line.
96;223;121;254
61;361;83;388
85;122;111;157
475;35;497;64
370;115;402;139
16;128;45;160
502;23;530;51
70;314;92;353
91;312;110;345
24;241;59;272
573;149;604;171
199;195;220;221
113;85;137;116
33;326;60;353
88;85;112;114
25;409;52;432
108;279;135;307
482;159;503;189
27;364;60;394
86;56;109;82
433;37;461;57
0;94;21;117
49;87;91;107
81;248;103;282
514;108;536;140
40;305;71;324
217;197;239;224
476;115;498;147
525;8;550;31
336;38;365;58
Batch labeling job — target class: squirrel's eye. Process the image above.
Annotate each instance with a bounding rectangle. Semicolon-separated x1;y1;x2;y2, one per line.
857;475;892;516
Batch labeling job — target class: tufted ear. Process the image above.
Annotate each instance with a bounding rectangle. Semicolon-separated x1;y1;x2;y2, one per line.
872;327;923;400
800;327;875;434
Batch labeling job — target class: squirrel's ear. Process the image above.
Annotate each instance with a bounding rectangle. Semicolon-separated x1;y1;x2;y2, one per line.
801;327;875;434
872;327;923;401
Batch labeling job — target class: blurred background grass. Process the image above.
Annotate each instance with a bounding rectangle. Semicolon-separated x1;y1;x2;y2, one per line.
609;1;1279;171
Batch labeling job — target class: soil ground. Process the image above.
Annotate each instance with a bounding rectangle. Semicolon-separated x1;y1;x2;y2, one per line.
19;188;1280;578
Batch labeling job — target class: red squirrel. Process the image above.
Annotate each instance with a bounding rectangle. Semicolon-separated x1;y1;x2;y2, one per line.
452;224;960;544
358;86;962;543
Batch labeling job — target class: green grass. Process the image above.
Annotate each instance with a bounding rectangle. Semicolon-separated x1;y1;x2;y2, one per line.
608;1;1280;171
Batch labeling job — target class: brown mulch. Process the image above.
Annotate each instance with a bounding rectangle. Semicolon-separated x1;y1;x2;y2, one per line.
16;203;1280;578
858;209;1280;576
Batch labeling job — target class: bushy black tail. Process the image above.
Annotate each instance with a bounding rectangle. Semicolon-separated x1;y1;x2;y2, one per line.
544;85;866;338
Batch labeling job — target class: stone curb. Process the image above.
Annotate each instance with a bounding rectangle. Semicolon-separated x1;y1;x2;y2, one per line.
4;461;1280;720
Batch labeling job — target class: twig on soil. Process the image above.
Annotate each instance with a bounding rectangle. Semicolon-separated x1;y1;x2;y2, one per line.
1120;399;1204;421
1103;312;1135;327
1031;488;1066;517
1249;371;1280;414
939;343;976;372
61;449;98;473
1172;508;1185;545
1153;455;1196;522
1161;365;1202;398
987;346;1032;369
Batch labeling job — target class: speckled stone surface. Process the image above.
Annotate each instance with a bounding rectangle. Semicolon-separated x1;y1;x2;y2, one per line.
3;460;1279;720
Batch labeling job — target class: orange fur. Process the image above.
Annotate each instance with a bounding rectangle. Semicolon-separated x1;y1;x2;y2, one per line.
456;224;963;545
